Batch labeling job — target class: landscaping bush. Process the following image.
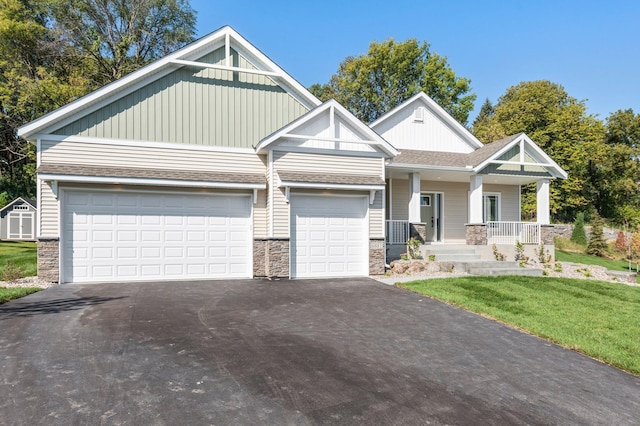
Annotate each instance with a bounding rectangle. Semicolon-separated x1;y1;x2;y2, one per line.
570;212;587;246
615;231;628;254
586;213;607;257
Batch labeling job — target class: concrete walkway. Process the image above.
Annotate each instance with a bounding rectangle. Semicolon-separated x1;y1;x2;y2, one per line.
0;278;638;425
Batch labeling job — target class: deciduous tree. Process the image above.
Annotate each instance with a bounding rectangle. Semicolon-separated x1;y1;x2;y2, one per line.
315;38;476;124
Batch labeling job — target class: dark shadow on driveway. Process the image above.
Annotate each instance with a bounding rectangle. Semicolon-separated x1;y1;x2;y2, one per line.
0;295;127;319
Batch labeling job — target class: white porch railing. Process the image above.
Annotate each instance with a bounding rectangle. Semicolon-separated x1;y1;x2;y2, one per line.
487;221;541;245
386;220;410;245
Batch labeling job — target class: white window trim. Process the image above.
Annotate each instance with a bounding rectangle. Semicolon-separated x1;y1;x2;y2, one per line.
483;192;501;222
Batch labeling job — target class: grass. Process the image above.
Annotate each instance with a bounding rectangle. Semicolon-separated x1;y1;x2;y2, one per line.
0;241;37;280
0;287;41;304
399;276;640;376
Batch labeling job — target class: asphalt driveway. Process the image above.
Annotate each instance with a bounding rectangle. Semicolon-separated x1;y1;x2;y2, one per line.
0;278;638;425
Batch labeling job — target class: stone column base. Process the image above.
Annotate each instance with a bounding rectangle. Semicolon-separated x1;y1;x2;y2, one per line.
369;239;385;275
465;224;487;245
254;238;290;278
38;238;59;283
541;224;555;245
409;223;427;243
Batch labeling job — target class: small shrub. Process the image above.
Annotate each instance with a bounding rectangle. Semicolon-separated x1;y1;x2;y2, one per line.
514;241;529;267
428;254;436;261
554;262;563;273
407;238;421;260
492;244;506;261
1;262;24;282
542;269;548;276
571;212;587;246
614;231;628;253
586;213;607;257
537;243;552;264
400;254;408;261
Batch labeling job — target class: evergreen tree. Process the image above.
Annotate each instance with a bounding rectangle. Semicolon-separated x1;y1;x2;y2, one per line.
570;212;587;246
586;213;607;257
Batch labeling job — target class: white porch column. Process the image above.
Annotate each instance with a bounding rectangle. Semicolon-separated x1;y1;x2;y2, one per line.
408;172;421;222
469;175;483;224
536;179;550;224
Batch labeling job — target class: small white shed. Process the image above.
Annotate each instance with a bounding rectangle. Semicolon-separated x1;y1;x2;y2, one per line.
0;197;37;240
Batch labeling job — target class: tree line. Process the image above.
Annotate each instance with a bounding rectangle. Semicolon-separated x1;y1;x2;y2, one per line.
2;8;638;228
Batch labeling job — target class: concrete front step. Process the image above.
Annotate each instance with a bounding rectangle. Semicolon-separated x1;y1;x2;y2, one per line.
430;254;481;262
467;267;543;277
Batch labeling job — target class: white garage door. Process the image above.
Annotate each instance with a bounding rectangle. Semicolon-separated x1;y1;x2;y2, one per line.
62;190;252;283
291;195;368;278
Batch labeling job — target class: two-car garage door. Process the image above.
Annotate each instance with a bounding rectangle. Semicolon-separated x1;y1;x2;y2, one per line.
62;190;252;283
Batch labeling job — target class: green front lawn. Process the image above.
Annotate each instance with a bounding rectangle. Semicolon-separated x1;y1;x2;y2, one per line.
0;287;41;304
0;241;37;279
400;276;640;376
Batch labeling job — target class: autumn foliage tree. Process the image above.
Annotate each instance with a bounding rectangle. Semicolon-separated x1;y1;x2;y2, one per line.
313;38;476;125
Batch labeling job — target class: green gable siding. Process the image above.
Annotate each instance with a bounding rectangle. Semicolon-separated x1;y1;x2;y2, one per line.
54;48;308;148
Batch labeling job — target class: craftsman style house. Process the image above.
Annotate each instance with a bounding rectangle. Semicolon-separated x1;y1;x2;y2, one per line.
18;26;566;283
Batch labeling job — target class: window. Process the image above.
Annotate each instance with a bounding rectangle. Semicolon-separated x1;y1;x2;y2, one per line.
413;107;424;123
13;205;29;211
420;195;431;206
483;193;500;222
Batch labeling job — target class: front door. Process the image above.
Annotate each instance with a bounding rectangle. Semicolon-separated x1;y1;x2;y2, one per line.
420;193;443;242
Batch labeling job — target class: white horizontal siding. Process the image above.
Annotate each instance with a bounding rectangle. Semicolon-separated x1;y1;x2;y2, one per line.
40;139;266;173
253;189;268;238
273;151;382;175
40;180;59;236
272;152;384;238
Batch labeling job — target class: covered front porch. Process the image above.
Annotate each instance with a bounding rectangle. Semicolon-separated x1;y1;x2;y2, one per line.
384;134;567;258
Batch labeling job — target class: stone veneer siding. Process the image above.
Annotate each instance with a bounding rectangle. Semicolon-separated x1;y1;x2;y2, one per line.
409;223;427;243
38;238;59;283
541;225;555;245
254;238;290;278
466;224;487;245
369;238;385;275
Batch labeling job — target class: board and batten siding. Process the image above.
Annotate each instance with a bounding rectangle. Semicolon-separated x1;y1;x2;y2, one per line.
53;48;308;148
271;151;385;238
372;103;475;153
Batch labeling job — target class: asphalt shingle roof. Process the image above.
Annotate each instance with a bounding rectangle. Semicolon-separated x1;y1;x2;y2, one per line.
38;164;265;184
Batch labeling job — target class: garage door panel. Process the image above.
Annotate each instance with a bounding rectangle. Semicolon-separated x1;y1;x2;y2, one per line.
292;195;368;278
63;191;252;283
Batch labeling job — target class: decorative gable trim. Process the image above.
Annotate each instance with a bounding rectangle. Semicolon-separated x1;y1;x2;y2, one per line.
0;197;37;214
369;92;483;150
18;26;321;139
474;133;567;179
256;99;398;157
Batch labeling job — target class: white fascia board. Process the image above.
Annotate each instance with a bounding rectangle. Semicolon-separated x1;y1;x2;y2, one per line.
0;197;29;214
38;174;266;190
19;26;321;139
473;134;568;179
386;163;472;172
36;134;256;154
257;99;399;157
278;181;385;191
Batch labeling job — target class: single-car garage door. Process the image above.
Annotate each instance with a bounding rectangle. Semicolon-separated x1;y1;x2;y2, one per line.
62;190;252;283
291;195;368;278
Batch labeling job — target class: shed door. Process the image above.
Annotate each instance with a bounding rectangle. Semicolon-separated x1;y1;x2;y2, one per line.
291;195;368;278
62;190;252;283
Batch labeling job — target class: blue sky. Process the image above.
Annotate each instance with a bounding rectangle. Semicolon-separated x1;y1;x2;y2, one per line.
190;0;639;123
